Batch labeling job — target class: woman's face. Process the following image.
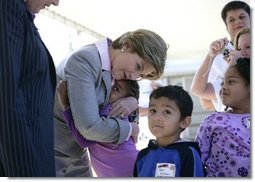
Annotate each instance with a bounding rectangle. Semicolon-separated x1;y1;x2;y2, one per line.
110;49;155;81
225;9;250;41
26;0;59;14
238;33;251;57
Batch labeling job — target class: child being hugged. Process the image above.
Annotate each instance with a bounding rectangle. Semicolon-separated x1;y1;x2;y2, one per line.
133;85;205;177
195;57;250;177
57;79;139;177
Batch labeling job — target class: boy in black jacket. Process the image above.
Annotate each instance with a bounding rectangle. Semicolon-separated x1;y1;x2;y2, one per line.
134;85;205;177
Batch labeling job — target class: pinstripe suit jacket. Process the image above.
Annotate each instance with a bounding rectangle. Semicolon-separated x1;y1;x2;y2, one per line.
54;44;131;175
0;0;56;176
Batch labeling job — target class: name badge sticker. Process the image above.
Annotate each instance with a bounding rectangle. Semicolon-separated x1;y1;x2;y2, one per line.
155;163;176;177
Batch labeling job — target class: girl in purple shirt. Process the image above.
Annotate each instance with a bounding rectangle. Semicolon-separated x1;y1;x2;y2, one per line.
57;79;139;177
195;58;250;177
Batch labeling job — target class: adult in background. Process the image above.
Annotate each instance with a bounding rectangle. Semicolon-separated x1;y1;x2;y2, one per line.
190;1;250;111
0;0;60;177
54;29;168;176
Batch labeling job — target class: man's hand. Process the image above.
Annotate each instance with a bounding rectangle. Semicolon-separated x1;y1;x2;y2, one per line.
209;37;229;57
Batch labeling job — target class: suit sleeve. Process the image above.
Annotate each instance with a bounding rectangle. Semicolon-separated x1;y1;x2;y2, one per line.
64;49;131;144
62;107;96;147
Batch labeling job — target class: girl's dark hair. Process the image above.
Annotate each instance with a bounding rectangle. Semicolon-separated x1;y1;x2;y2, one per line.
232;57;250;85
221;1;250;25
124;80;140;100
149;85;193;120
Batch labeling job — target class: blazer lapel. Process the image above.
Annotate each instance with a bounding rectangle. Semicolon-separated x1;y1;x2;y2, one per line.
102;71;112;106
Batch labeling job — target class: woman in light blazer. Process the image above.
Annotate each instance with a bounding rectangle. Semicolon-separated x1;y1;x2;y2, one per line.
54;29;168;176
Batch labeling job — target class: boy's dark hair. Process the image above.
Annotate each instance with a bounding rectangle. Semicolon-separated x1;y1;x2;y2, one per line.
232;57;250;85
125;80;140;100
149;85;193;120
221;1;250;25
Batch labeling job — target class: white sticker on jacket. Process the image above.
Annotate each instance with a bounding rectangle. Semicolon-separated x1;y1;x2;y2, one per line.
155;163;176;177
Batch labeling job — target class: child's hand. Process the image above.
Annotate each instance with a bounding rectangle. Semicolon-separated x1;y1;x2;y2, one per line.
57;80;70;111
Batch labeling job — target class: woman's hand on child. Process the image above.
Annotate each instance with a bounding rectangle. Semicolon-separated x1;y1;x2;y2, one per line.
109;96;138;118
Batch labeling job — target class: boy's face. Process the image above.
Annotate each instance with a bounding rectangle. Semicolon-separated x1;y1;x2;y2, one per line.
225;9;250;41
109;80;129;103
148;97;183;146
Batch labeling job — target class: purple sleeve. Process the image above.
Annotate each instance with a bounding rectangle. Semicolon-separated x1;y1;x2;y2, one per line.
195;114;214;162
62;107;96;147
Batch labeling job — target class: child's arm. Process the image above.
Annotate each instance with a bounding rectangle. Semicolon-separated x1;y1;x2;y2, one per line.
57;80;70;110
62;107;96;147
103;104;138;144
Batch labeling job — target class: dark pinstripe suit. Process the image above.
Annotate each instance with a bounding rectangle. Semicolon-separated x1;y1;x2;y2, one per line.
0;0;56;176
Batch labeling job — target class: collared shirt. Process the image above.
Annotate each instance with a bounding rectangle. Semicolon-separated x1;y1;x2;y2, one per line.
95;38;132;141
95;38;112;72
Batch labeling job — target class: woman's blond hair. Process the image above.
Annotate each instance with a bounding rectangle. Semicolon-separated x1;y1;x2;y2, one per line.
112;29;168;80
234;27;250;50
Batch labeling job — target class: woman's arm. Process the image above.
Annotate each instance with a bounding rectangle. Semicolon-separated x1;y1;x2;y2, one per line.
62;108;96;147
65;48;131;144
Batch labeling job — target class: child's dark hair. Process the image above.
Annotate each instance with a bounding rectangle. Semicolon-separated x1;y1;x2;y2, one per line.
221;1;250;25
232;57;250;85
124;80;140;100
149;85;193;120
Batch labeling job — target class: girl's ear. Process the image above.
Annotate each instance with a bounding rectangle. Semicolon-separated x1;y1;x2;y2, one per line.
180;116;191;130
